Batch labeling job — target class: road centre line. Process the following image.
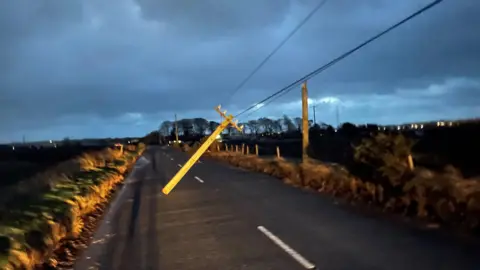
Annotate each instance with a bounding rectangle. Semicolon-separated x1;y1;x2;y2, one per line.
257;226;316;269
194;176;204;183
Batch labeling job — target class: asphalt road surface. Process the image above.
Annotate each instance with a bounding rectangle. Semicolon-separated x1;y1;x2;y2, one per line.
75;146;480;270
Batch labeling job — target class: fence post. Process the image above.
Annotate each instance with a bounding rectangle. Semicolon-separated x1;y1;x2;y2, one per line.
407;154;415;170
246;145;250;155
276;146;280;159
235;145;239;152
241;143;245;154
255;144;259;156
216;144;220;152
225;144;228;151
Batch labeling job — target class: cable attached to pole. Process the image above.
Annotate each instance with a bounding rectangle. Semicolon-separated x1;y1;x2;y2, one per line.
235;0;444;118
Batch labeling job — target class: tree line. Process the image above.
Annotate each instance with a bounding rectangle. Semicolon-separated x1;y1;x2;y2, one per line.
158;115;328;137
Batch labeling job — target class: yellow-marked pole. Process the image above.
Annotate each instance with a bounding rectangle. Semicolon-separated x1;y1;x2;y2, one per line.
162;105;243;195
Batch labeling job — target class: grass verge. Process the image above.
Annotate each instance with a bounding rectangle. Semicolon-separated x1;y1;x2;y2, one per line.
0;143;145;270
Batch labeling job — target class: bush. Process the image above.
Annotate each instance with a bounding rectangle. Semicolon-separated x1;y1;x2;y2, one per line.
353;133;415;188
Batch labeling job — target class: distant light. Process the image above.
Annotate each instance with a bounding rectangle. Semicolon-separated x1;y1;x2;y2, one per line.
12;146;15;150
397;126;401;130
420;124;424;129
49;140;52;143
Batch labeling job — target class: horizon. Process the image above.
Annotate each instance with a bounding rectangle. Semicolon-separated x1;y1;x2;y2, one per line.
4;115;477;145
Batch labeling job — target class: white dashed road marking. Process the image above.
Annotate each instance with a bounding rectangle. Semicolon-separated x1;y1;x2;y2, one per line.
194;176;204;183
177;164;182;168
257;226;316;269
171;158;174;161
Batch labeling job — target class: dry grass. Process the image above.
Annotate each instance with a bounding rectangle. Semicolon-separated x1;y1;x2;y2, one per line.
0;143;145;270
205;150;480;233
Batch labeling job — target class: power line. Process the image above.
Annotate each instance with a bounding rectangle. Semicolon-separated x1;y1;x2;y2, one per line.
235;0;444;118
226;0;330;103
244;85;299;118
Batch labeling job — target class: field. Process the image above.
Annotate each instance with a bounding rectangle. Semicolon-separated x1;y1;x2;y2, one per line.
0;145;107;188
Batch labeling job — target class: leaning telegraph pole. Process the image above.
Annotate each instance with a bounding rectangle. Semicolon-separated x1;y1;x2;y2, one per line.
162;105;243;195
301;81;309;163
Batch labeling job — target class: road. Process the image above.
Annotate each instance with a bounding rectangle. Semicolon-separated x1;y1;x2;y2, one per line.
75;146;480;270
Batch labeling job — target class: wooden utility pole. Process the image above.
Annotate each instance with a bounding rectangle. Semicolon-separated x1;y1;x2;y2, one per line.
158;124;162;145
301;81;309;163
312;104;317;124
174;113;179;142
162;105;243;195
336;104;340;128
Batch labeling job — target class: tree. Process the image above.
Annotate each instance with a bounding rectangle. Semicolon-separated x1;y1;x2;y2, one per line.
178;119;193;136
293;117;302;131
326;125;335;135
62;137;72;146
258;117;275;133
339;122;358;138
246;120;260;134
142;131;160;145
159;121;172;136
238;122;247;134
282;115;296;132
273;119;283;133
208;121;220;134
310;123;321;131
193;118;209;135
318;122;331;129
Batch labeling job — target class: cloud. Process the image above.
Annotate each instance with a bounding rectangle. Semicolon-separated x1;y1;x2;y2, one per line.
268;76;480;125
0;0;479;142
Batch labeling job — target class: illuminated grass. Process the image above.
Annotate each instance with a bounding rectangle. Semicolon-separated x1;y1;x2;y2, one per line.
0;144;145;270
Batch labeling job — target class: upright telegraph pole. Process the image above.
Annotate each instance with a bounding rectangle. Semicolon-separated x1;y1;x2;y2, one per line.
174;113;179;142
301;81;309;163
312;104;317;124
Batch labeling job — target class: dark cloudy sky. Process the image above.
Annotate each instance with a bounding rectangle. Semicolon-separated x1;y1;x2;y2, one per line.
1;0;479;142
